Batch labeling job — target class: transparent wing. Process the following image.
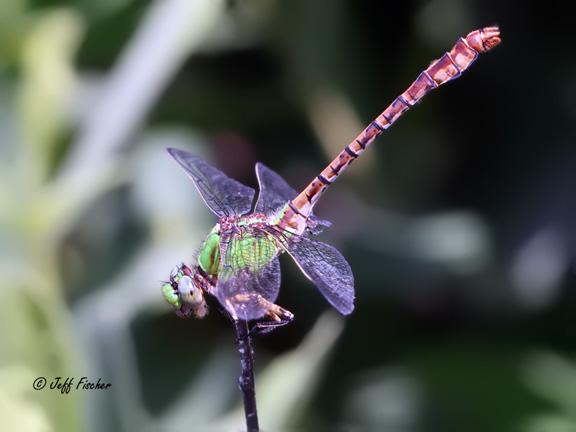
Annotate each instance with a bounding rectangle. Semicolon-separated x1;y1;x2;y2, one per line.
269;226;354;315
254;162;331;233
216;257;281;321
254;162;299;214
167;148;255;217
215;229;281;320
306;217;333;235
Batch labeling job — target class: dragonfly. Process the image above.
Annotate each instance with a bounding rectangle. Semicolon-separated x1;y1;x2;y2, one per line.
161;26;501;329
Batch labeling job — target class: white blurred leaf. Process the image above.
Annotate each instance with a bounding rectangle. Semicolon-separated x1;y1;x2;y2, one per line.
511;227;569;310
407;212;490;275
342;368;422;431
61;0;225;180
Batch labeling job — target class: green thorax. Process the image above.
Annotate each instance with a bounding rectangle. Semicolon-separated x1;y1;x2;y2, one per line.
197;214;279;277
198;230;221;275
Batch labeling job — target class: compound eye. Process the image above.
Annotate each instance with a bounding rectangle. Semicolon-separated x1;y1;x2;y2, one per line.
178;275;200;305
161;282;181;308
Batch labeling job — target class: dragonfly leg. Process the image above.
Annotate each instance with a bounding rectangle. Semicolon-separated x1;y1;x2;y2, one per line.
250;317;293;336
249;299;294;336
219;293;294;335
223;299;239;321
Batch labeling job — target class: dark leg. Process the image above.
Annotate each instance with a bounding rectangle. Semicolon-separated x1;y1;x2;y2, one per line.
233;319;259;432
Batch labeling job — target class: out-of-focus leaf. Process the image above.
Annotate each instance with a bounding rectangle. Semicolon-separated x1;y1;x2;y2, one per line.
522;352;576;416
257;313;344;429
18;8;84;181
157;346;238;430
46;0;225;246
406;212;490;275
60;0;225;181
306;88;376;177
0;0;30;69
511;228;569;310
0;0;26;19
0;366;53;432
342;368;422;431
0;280;81;432
523;414;576;432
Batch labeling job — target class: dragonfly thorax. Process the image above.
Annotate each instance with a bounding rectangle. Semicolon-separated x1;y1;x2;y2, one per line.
217;213;268;233
197;213;279;280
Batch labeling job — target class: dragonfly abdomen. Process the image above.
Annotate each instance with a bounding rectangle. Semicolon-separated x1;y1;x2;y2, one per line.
281;26;500;234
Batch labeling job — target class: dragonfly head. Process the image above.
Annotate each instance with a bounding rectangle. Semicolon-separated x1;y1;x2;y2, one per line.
161;264;208;319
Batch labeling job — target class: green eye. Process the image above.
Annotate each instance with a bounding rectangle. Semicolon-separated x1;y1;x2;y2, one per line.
161;283;181;308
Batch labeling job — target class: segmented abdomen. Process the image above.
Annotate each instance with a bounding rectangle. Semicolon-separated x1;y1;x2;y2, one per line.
281;26;501;234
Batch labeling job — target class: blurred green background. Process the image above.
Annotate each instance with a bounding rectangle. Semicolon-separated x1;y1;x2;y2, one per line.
1;0;575;431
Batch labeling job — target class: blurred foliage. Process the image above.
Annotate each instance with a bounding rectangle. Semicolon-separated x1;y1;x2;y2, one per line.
1;0;575;431
521;352;576;432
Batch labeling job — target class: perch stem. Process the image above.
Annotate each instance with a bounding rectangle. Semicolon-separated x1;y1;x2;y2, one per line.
234;319;259;432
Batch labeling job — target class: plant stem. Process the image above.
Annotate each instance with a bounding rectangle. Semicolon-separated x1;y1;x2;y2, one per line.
233;319;259;432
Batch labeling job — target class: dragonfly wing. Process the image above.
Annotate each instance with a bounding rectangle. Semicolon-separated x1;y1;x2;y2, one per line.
167;148;255;217
216;257;281;321
305;217;332;235
280;233;354;315
215;228;281;320
254;162;297;214
254;162;331;232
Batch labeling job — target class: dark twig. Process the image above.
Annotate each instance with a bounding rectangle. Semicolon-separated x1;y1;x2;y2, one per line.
233;319;259;432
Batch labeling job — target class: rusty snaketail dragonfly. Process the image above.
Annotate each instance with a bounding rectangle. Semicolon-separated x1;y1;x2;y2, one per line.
162;26;501;330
